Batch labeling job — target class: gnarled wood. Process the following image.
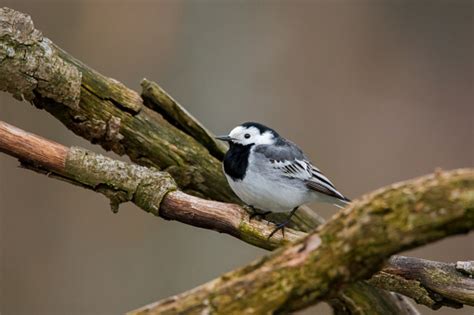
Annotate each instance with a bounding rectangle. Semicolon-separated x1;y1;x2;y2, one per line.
2;120;473;313
0;120;304;250
0;7;235;202
369;257;474;309
129;169;474;314
1;8;473;314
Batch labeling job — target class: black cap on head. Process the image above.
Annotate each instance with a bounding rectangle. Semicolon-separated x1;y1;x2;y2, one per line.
241;122;279;137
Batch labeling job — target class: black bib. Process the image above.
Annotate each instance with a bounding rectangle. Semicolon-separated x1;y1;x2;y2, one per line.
223;142;253;181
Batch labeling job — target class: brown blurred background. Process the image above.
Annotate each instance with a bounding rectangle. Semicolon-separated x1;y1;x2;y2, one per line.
0;1;473;314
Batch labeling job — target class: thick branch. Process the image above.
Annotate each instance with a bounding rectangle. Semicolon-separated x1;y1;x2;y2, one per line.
1;120;473;312
0;7;235;202
1;121;473;313
1;8;387;312
0;120;304;250
0;6;325;233
0;5;327;239
130;170;473;314
1;8;472;314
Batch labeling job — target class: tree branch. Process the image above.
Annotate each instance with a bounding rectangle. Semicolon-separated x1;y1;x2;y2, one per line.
0;6;329;236
2;7;473;314
0;7;235;203
0;120;304;250
1;121;472;313
368;257;474;309
1;8;394;313
329;286;422;315
129;170;473;314
0;6;330;232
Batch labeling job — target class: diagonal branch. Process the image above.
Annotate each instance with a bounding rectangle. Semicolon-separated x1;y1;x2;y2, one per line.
0;7;234;203
129;171;473;314
2;8;400;313
2;7;473;314
1;121;473;313
0;120;303;250
0;6;327;233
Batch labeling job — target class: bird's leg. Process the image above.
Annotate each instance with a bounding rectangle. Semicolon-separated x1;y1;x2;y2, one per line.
268;207;299;239
245;205;272;221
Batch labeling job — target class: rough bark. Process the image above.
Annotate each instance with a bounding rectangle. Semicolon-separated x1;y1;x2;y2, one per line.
140;79;228;160
0;6;328;234
2;120;473;314
129;169;473;314
330;285;422;315
0;120;304;249
2;121;473;312
369;257;474;309
0;7;234;202
1;7;473;314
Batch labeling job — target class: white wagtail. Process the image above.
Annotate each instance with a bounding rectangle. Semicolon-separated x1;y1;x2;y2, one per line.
216;122;350;238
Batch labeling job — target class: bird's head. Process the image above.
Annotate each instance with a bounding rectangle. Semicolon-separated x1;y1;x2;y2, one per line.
216;122;279;146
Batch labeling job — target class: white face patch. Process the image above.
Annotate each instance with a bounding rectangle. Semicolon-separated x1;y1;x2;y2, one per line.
228;126;275;146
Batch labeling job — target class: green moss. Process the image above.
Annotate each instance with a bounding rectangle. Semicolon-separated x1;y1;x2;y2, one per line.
65;147;177;215
238;221;276;251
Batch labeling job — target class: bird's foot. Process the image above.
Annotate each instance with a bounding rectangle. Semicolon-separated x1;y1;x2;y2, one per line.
267;207;299;239
245;205;272;222
268;221;290;239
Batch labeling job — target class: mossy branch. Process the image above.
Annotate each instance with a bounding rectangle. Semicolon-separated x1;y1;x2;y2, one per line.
1;121;473;314
129;169;473;314
0;6;326;232
2;7;473;314
0;121;306;250
0;7;235;202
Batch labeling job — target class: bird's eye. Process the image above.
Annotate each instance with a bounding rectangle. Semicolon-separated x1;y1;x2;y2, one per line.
244;133;251;139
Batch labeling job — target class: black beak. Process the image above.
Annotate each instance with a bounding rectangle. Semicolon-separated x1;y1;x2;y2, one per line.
215;135;234;142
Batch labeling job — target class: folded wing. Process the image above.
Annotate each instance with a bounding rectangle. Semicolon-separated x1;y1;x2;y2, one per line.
254;140;350;203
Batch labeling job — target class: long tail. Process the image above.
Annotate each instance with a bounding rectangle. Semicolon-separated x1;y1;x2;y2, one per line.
333;197;351;209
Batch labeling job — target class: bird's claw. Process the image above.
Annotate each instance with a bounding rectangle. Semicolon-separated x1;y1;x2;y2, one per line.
268;221;289;239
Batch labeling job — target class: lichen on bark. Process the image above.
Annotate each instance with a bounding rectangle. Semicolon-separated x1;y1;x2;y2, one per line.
129;169;474;315
0;7;81;107
0;7;236;203
2;7;473;315
66;147;177;215
141;79;228;160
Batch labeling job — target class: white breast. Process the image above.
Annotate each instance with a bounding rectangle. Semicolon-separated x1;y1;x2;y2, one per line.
225;151;314;212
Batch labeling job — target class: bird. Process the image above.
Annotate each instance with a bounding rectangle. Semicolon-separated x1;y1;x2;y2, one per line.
216;122;350;238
